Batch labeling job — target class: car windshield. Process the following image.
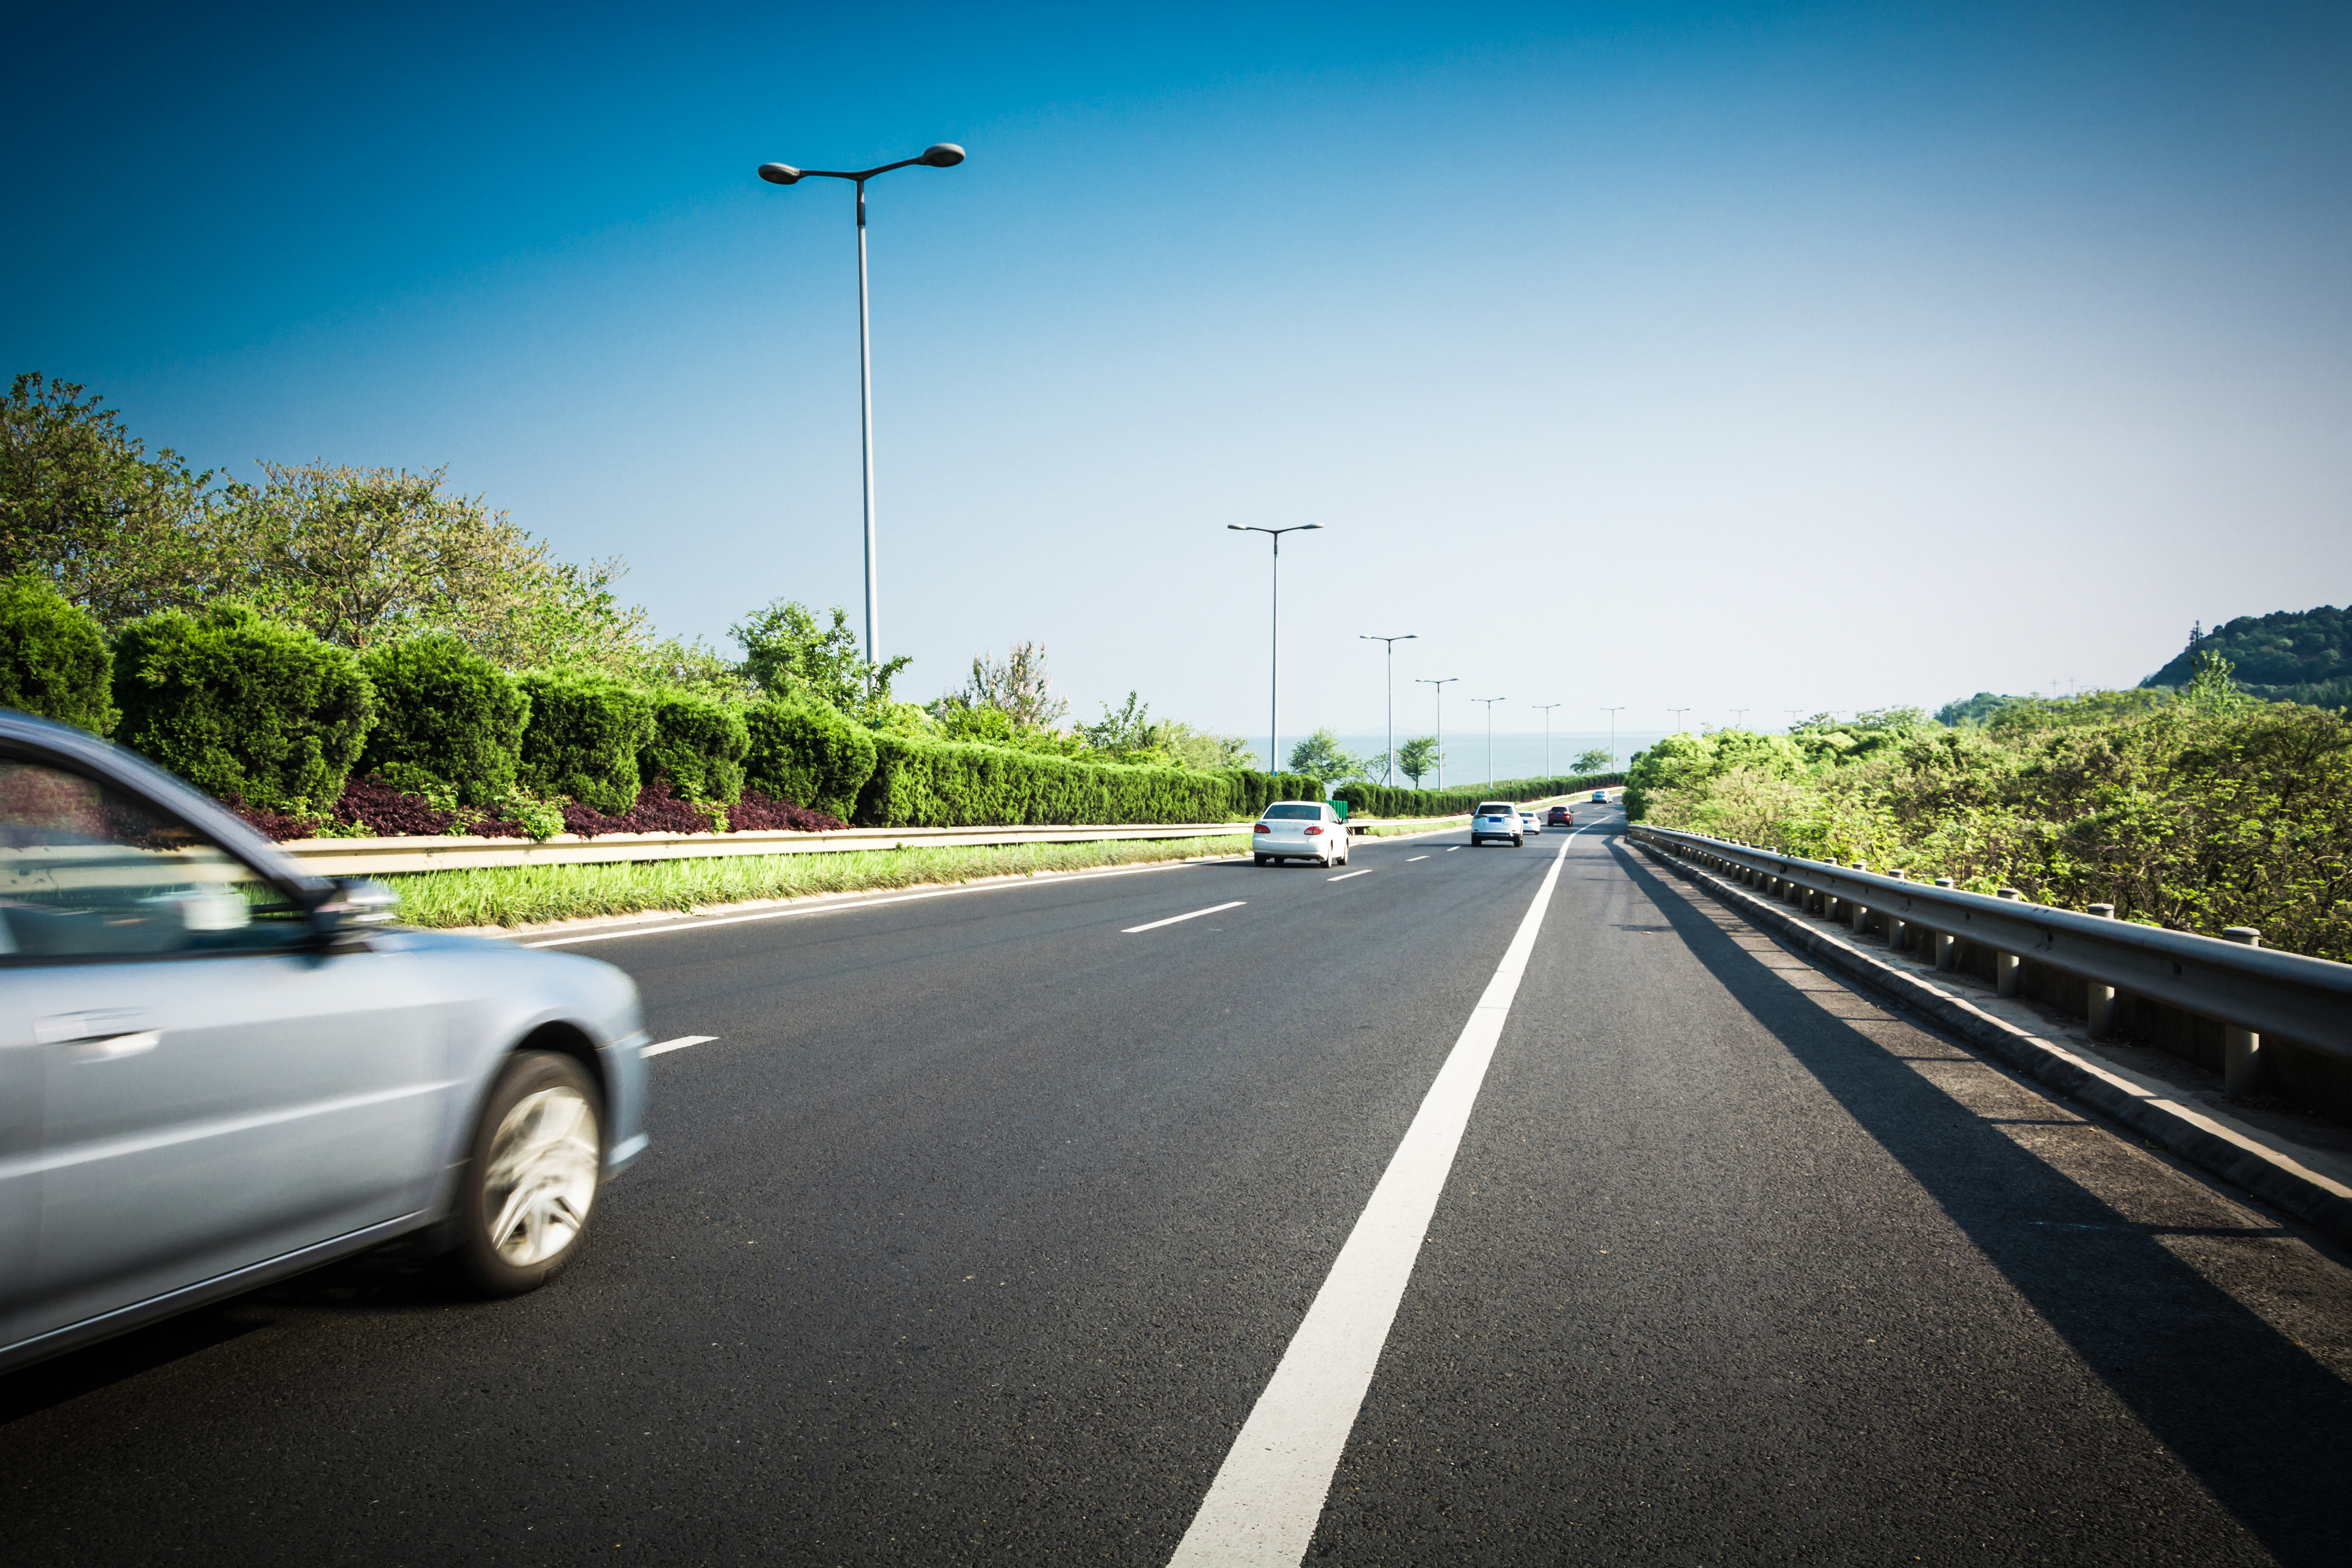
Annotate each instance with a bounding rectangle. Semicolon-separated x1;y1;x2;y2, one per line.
1263;803;1322;821
1478;803;1513;816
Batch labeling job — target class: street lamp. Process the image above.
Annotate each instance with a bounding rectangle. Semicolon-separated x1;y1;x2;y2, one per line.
1474;697;1505;787
1531;703;1560;776
757;142;966;669
1731;708;1748;728
1360;634;1416;785
1601;706;1624;770
1414;677;1456;788
1668;707;1690;732
1228;524;1323;775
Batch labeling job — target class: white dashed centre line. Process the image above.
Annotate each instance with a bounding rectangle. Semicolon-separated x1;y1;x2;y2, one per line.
1445;845;1462;852
1327;868;1374;882
1123;900;1246;934
1405;855;1429;862
641;1035;716;1058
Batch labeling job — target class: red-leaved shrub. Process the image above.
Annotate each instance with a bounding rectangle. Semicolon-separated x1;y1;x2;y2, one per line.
726;789;847;833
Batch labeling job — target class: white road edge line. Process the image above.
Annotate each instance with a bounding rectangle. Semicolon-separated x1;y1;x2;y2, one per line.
1168;824;1589;1568
524;854;1237;948
1123;900;1247;934
641;1035;716;1058
1327;868;1374;882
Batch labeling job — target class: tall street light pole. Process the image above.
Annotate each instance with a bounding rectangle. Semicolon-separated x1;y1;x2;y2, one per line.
1532;703;1560;776
1668;707;1690;731
1360;634;1416;785
1601;706;1624;770
1475;697;1505;787
1228;524;1324;775
758;142;966;669
1414;677;1456;788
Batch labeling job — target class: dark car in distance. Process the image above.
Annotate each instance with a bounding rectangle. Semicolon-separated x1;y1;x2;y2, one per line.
1544;806;1573;827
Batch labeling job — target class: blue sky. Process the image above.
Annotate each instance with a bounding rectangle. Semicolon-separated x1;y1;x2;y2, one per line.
10;2;2348;757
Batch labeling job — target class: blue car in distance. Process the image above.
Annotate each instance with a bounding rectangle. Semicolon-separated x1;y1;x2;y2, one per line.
0;711;650;1375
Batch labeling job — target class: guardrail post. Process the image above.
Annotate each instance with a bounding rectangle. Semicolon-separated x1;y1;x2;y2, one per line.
1885;869;1908;952
2223;928;2264;1096
2085;904;2117;1036
1848;864;1872;938
1932;878;1959;970
1993;888;2024;995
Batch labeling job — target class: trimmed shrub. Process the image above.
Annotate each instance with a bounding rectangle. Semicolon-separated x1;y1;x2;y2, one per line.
641;691;750;804
112;602;375;812
1230;770;1325;819
727;789;847;833
852;735;1257;827
518;669;655;816
357;634;531;804
1335;772;1626;819
746;699;879;820
0;575;116;734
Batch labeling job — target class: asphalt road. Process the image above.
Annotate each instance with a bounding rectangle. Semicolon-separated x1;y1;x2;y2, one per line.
5;806;2351;1566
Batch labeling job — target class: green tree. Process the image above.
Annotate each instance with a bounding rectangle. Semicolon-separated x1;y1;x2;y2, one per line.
0;373;216;624
731;599;910;724
1287;726;1364;781
961;641;1067;730
1396;735;1442;786
199;462;656;671
1572;747;1613;772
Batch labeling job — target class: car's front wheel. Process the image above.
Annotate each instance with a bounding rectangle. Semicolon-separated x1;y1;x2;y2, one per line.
453;1050;604;1296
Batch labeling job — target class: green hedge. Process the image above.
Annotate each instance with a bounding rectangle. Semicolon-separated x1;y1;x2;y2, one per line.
518;669;655;816
1335;772;1625;818
0;575;115;734
1230;770;1326;819
746;699;878;820
852;735;1279;827
642;690;750;804
357;634;530;804
112;602;376;812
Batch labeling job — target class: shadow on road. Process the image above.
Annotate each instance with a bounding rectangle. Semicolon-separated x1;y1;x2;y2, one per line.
1613;839;2352;1568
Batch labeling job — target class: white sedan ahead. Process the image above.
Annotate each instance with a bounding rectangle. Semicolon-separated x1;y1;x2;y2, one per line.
1253;801;1351;867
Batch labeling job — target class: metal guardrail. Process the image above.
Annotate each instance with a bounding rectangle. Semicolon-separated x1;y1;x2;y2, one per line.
271;794;1618;878
1627;823;2352;1072
275;820;1263;877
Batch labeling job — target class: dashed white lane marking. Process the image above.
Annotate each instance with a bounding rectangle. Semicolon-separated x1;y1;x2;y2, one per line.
1445;845;1462;852
1168;825;1589;1567
1405;855;1429;862
641;1035;716;1058
1123;900;1247;934
1327;868;1374;882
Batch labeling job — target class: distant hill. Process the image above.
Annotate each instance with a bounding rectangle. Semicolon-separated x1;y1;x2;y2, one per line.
2140;603;2351;708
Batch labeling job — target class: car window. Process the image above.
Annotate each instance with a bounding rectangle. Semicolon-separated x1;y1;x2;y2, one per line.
1478;803;1513;816
0;758;311;960
1263;803;1321;820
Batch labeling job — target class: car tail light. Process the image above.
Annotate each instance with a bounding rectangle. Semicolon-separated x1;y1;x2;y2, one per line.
1254;822;1271;834
1304;824;1324;836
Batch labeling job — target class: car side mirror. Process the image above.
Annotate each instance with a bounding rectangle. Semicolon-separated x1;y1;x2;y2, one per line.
305;877;399;934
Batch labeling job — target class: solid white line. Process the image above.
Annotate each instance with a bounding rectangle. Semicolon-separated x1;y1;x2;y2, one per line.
1168;826;1587;1567
1405;855;1429;862
641;1035;716;1058
1123;900;1246;934
1326;868;1374;883
524;854;1236;948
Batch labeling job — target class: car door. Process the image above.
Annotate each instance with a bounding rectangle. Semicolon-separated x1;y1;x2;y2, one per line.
0;752;446;1346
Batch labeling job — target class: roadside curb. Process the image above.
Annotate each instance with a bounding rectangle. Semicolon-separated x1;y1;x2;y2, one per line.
1627;836;2352;1251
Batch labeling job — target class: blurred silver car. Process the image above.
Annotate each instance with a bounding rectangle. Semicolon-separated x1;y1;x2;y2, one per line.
0;712;649;1374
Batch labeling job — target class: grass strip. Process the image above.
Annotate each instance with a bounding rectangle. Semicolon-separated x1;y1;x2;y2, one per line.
384;834;1255;929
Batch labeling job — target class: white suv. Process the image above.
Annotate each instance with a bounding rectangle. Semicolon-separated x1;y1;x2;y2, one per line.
1470;802;1522;847
1253;801;1351;867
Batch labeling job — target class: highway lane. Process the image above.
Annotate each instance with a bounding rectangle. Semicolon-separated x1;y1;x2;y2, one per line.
3;805;2350;1565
